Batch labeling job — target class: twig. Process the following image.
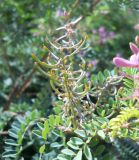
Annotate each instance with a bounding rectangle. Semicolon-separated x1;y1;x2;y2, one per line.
0;131;8;135
4;75;23;110
4;54;48;111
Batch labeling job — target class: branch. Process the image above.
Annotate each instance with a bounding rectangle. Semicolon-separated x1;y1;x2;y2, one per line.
0;131;8;135
4;54;48;111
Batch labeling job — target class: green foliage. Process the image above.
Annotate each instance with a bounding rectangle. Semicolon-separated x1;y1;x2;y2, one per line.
113;138;139;160
0;109;12;131
109;108;139;139
110;0;139;11
3;110;40;159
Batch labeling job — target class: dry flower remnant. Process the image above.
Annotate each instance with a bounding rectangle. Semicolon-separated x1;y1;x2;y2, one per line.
32;17;92;128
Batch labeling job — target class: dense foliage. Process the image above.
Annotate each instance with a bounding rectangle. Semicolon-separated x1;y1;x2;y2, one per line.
0;0;139;160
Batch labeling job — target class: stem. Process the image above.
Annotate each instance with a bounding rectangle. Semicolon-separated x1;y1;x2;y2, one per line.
122;119;139;128
39;154;42;160
62;61;77;129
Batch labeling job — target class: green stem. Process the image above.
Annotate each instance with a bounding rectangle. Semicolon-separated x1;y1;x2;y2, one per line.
62;61;77;129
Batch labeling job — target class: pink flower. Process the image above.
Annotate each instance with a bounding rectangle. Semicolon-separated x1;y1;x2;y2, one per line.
113;42;139;68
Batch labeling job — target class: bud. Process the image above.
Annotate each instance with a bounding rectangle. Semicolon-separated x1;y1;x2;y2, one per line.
129;42;139;54
135;36;139;45
134;24;139;30
63;11;69;17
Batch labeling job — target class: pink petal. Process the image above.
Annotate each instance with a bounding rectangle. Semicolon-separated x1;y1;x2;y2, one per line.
129;54;139;64
113;57;139;68
129;42;139;55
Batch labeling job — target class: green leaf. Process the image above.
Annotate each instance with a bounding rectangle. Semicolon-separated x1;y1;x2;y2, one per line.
8;129;18;139
86;137;92;144
5;139;19;146
2;150;17;158
61;148;75;156
94;145;105;156
74;129;86;138
100;110;105;117
31;110;37;119
67;141;80;150
49;115;55;127
98;71;104;84
26;116;31;125
11;125;20;132
21;123;25;132
83;144;92;160
33;130;42;138
55;115;61;126
104;69;110;77
39;144;45;154
42;129;47;140
37;122;44;130
91;75;98;85
73;150;82;160
90;137;99;147
81;123;93;135
52;130;61;137
42;120;50;139
17;131;22;145
57;154;71;160
44;120;50;132
97;130;105;139
50;142;63;148
54;106;61;114
70;137;84;145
